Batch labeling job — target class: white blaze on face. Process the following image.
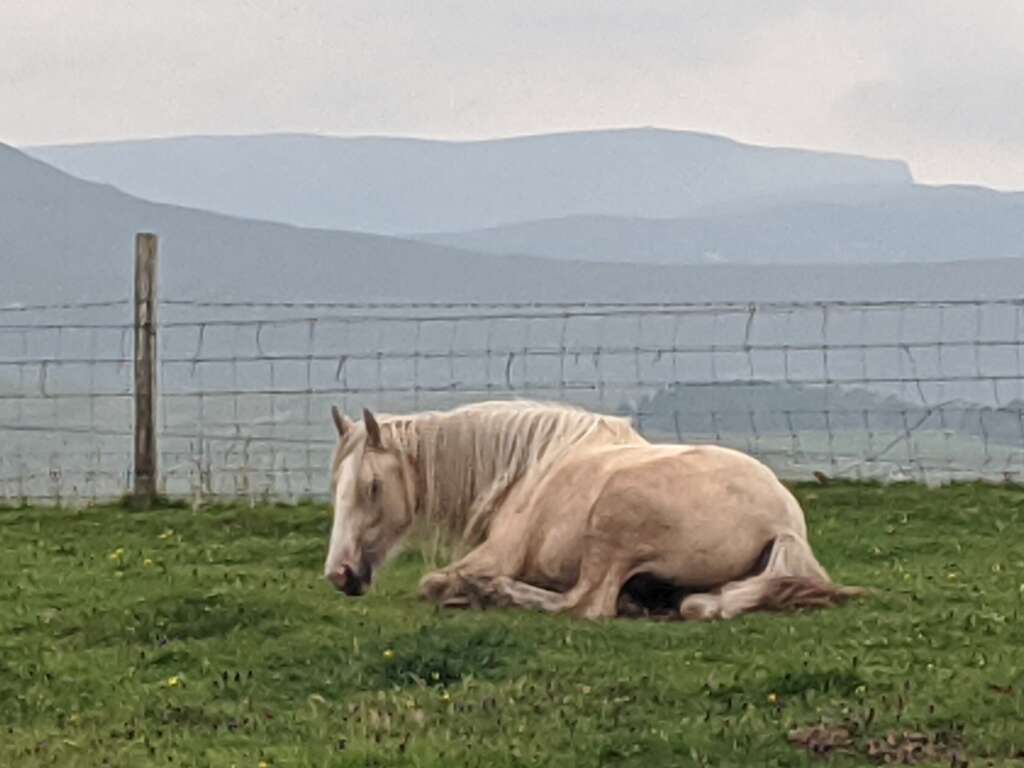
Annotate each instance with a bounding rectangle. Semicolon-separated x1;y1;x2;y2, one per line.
324;451;359;578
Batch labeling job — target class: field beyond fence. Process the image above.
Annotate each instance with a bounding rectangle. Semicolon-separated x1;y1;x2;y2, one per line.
6;291;1024;504
5;236;1024;504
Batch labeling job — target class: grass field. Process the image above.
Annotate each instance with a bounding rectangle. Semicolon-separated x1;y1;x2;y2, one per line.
2;483;1024;767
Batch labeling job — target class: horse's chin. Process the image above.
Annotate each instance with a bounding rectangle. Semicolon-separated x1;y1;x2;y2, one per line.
340;577;368;597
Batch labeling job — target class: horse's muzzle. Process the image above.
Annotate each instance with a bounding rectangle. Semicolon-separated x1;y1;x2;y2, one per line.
327;563;370;596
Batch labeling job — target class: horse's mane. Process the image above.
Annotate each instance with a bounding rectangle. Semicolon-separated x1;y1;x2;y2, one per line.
376;400;641;546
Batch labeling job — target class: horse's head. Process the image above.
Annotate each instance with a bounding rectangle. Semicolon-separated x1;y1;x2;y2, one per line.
324;406;417;596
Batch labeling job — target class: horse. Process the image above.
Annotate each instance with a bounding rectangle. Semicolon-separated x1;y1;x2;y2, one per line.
322;400;862;620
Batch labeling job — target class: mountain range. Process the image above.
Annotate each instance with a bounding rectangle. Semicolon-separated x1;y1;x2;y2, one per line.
418;183;1024;265
26;128;912;235
4;129;1024;307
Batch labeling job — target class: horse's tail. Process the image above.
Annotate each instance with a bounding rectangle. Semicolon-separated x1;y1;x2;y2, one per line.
682;532;866;620
749;574;867;613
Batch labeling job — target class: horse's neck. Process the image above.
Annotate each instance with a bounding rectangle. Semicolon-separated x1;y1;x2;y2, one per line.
394;409;558;543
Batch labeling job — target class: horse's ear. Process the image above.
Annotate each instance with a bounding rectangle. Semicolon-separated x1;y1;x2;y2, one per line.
331;405;353;438
363;408;383;449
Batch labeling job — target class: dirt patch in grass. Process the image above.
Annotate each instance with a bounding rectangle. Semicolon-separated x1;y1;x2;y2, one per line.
789;721;970;765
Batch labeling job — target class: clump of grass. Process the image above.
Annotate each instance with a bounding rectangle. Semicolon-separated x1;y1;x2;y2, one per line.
366;623;533;688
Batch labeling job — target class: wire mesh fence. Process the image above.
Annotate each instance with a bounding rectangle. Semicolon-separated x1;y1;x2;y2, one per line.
3;296;1024;505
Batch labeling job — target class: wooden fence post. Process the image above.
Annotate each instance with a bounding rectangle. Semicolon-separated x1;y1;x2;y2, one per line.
133;233;159;507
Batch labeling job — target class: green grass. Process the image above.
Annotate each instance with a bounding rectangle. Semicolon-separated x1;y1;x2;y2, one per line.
2;483;1024;767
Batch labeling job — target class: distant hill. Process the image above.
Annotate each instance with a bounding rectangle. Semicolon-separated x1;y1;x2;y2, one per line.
631;381;1024;443
417;184;1024;265
4;141;1024;308
24;128;912;235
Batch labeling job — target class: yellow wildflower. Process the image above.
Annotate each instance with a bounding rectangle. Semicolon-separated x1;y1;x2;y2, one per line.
383;649;395;660
143;558;154;568
767;692;778;704
159;529;175;540
165;676;181;688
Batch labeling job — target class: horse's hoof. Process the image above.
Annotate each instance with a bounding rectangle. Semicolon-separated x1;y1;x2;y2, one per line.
418;572;452;603
679;594;722;621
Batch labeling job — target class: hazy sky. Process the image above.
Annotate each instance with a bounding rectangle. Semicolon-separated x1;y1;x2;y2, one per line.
4;1;1023;188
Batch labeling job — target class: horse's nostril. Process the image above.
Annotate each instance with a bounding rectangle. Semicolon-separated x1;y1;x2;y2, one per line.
327;565;365;596
327;566;349;591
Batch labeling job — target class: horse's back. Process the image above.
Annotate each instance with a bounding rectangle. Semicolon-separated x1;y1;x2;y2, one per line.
518;441;806;586
591;443;808;587
554;440;790;493
588;442;803;526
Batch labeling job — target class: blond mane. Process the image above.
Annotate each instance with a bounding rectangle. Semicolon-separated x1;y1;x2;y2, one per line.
361;400;642;546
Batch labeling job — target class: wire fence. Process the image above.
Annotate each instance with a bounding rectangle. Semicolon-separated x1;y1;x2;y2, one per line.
3;296;1024;505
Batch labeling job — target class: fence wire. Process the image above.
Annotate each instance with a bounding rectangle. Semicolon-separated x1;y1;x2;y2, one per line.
3;298;1024;504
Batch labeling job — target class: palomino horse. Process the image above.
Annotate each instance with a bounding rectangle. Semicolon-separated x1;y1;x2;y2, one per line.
323;400;861;620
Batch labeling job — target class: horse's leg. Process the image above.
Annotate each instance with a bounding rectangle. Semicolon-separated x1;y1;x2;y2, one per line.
554;483;670;619
421;554;635;619
463;539;635;619
462;575;569;612
420;489;639;619
487;518;637;620
562;555;634;619
421;552;575;614
418;543;507;608
678;532;864;621
475;488;650;619
455;569;630;618
678;587;744;621
418;568;474;608
421;552;627;618
678;577;838;621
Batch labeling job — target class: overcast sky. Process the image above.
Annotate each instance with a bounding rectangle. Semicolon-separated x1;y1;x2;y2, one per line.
4;1;1023;188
